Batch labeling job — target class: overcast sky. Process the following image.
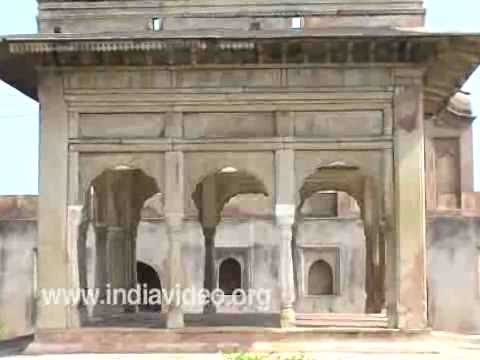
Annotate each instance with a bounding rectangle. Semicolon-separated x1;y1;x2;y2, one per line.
0;0;480;194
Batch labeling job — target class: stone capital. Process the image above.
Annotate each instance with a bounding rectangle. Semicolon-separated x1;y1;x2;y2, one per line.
275;204;295;226
165;212;184;229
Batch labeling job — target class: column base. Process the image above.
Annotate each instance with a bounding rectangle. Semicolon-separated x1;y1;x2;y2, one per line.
123;304;138;313
203;302;217;315
166;307;184;329
67;305;82;328
280;307;296;328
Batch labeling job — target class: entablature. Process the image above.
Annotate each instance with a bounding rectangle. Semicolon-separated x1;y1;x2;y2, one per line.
1;29;480;118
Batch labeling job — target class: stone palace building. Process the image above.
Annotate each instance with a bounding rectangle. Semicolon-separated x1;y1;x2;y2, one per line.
1;0;480;350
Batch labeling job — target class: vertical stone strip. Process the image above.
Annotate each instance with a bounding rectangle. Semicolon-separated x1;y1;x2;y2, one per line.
95;226;108;299
275;149;296;327
66;205;83;327
393;72;428;330
37;70;70;329
164;151;185;329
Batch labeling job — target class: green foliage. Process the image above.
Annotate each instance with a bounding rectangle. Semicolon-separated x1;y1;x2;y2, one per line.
0;321;5;340
224;353;311;360
224;353;269;360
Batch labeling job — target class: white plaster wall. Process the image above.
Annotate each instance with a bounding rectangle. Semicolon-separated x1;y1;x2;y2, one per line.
134;216;366;314
295;218;367;313
427;216;480;333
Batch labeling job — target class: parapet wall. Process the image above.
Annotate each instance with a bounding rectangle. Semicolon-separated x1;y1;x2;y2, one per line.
37;0;425;33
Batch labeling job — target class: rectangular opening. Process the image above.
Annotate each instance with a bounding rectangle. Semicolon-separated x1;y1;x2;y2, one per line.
291;17;304;30
152;17;162;32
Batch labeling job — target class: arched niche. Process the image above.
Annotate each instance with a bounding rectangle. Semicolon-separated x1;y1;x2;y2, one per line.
218;257;243;295
308;259;334;296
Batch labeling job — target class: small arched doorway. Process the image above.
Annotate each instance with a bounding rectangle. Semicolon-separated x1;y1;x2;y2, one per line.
308;260;334;295
136;261;162;312
218;258;242;295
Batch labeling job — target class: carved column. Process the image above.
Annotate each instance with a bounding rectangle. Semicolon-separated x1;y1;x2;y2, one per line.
393;71;427;330
164;151;185;329
275;149;296;327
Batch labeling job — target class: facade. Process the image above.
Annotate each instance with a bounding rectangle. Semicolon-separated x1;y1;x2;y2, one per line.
1;0;480;341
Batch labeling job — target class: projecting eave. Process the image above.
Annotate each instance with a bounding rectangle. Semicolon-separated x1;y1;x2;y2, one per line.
1;28;480;115
0;40;38;100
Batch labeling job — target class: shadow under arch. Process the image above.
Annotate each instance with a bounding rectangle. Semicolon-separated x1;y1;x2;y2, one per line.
137;260;163;312
191;166;270;313
296;164;385;314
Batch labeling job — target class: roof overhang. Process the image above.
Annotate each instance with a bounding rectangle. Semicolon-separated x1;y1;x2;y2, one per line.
1;28;480;117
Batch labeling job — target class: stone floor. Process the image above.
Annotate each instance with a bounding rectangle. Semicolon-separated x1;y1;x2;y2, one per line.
1;331;480;359
1;351;480;360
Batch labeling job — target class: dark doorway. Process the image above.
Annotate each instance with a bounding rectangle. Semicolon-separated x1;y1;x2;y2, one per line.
219;258;242;295
136;261;162;312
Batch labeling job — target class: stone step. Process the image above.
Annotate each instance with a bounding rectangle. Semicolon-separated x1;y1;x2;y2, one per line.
295;313;389;328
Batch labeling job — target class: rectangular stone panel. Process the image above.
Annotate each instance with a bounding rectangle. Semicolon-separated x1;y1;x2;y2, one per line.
434;137;461;209
175;69;280;88
287;68;392;87
294;111;384;137
183;112;275;138
65;71;171;89
79;113;167;138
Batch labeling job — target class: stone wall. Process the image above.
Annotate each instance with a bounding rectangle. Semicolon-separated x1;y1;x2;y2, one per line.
427;214;480;333
0;196;37;339
2;194;480;336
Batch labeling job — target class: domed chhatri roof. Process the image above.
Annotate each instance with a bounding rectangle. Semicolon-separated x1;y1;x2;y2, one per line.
446;91;475;121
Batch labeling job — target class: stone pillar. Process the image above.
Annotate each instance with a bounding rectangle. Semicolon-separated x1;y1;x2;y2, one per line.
363;178;384;313
275;149;296;327
94;226;108;299
203;227;217;314
36;71;70;329
123;225;138;313
164;151;185;329
393;72;428;330
201;175;218;314
105;226;127;291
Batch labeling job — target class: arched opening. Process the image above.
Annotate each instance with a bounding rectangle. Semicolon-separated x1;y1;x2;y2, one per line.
218;258;242;295
191;166;270;314
137;261;162;312
77;167;161;320
297;165;385;315
308;260;334;296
